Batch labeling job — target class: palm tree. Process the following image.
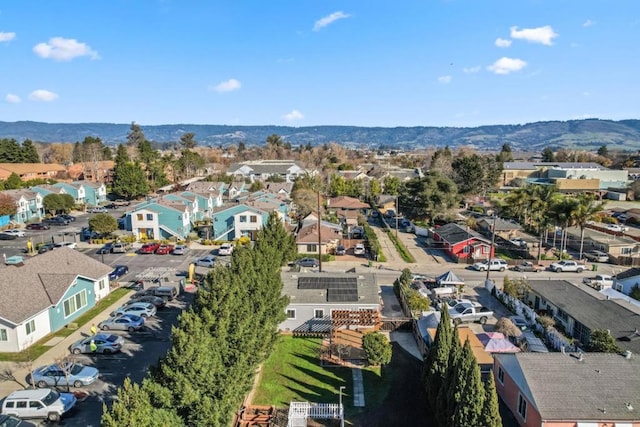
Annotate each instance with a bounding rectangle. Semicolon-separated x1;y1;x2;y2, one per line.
529;185;558;262
571;193;606;260
549;197;578;257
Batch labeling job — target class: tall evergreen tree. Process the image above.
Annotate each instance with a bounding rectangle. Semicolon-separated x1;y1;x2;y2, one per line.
0;138;23;163
114;144;130;166
424;308;452;408
127;122;146;147
481;372;502;427
21;139;40;163
112;162;149;199
5;173;22;190
452;340;485;426
440;326;462;425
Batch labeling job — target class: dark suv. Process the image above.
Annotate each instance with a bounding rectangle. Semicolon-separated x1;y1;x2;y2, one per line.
44;217;70;226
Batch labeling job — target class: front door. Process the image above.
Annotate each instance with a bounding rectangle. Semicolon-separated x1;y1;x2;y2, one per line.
534;296;540;310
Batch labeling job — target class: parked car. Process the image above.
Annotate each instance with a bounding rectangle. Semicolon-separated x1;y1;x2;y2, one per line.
218;243;234;256
549;260;586;273
1;389;76;423
605;223;627;232
583;250;610;263
0;414;38;426
30;362;99;388
87;206;108;213
296;257;319;268
70;334;124;354
513;261;544;273
98;314;145;332
98;243;114;254
43;217;69;226
57;214;76;222
509;315;529;331
2;229;26;237
353;244;366;256
81;227;100;240
111;242;130;253
138;243;161;254
54;242;77;249
509;237;528;247
26;223;49;230
195;255;216;268
172;244;188;255
351;227;364;239
472;259;508;272
335;245;346;255
109;265;129;281
37;243;57;254
0;233;17;240
125;295;167;309
155;244;174;255
111;302;157;318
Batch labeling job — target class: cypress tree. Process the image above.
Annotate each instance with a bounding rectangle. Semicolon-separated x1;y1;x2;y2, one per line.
21;139;40;163
439;326;462;426
481;372;503;427
452;339;485;426
424;308;452;408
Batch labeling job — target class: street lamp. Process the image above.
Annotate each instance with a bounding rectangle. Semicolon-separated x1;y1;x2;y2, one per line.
339;386;346;427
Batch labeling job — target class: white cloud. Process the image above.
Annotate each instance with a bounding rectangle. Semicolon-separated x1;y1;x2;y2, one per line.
210;78;242;93
510;25;558;46
313;11;350;31
463;66;481;74
0;32;16;42
583;19;594;27
438;75;452;84
28;89;58;102
33;37;99;61
487;57;527;75
5;93;21;104
495;38;512;48
283;109;304;121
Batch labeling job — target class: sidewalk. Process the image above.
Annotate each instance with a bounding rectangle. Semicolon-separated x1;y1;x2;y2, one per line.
0;290;133;398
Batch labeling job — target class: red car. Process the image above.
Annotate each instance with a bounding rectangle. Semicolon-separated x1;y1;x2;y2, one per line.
138;243;161;254
26;223;50;230
155;244;174;255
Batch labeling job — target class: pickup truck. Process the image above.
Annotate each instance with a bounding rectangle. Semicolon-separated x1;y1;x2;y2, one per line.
449;303;494;325
582;274;614;289
549;260;586;273
513;261;544;273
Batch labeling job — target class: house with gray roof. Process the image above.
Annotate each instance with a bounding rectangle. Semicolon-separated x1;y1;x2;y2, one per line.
1;188;44;224
0;248;113;352
524;279;640;354
280;272;380;333
494;352;640;427
227;160;308;183
613;267;640;295
432;223;493;262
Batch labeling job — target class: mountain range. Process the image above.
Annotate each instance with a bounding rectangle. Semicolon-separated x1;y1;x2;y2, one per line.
1;119;639;151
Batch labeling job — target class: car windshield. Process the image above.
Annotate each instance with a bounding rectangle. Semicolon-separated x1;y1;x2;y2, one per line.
69;364;84;375
1;416;22;427
453;305;467;314
106;335;118;343
42;389;61;406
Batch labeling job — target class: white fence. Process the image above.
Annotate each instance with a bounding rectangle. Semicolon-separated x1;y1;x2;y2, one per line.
287;402;343;427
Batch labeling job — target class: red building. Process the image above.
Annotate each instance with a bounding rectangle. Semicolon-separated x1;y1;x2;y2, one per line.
432;223;493;261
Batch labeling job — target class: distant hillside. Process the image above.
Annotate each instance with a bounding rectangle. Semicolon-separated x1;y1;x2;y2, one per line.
1;119;639;151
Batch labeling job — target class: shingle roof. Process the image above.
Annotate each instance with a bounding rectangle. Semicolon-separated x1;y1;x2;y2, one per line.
0;248;113;324
0;163;66;174
327;196;369;210
2;188;39;200
527;279;640;353
616;267;640;281
434;223;489;245
496;352;640;421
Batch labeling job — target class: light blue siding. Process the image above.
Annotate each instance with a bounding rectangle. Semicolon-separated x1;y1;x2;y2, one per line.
48;277;97;332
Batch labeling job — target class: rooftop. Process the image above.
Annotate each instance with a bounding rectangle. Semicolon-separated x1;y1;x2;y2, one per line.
281;272;379;306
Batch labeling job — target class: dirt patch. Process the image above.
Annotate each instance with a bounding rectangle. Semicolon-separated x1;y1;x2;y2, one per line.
350;342;436;427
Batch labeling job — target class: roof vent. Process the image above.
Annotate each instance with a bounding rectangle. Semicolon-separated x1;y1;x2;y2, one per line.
626;402;634;411
625;350;632;359
578;352;584;362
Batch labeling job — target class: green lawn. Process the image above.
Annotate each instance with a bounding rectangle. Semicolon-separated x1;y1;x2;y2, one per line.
252;336;389;422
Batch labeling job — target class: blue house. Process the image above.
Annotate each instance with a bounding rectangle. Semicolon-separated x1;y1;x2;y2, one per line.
212;203;270;241
1;189;44;223
0;248;112;352
51;182;87;205
73;181;107;206
125;198;192;240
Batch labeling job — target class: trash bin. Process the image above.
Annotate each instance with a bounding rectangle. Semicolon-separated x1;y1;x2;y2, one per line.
592;264;598;272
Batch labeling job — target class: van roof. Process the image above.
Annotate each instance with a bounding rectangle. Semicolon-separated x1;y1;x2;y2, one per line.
6;388;53;399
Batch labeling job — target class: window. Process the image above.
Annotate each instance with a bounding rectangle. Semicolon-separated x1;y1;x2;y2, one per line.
250;215;257;223
136;213;143;221
63;290;88;318
314;309;325;319
146;213;153;221
306;244;317;252
621;247;633;255
4;402;13;408
556;309;568;322
25;319;36;335
16;401;27;409
240;215;247;223
99;279;105;290
517;394;527;420
29;401;43;409
497;367;504;384
286;309;296;319
0;328;7;341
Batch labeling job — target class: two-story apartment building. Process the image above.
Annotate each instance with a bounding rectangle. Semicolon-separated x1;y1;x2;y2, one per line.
126;198;192;240
227;160;308;183
0;248;112;352
1;189;44;223
211;203;271;241
0;163;66;181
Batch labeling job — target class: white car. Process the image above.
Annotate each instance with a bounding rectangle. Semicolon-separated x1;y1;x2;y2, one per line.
87;206;108;213
354;244;366;256
605;224;627;232
55;242;77;249
472;259;508;272
195;255;216;268
172;244;188;255
2;229;25;237
218;243;234;256
111;302;156;318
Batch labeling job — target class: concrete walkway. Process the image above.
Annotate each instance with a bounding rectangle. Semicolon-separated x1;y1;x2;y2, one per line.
351;368;365;407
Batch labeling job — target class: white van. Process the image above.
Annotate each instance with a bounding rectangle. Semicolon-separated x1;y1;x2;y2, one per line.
1;388;77;422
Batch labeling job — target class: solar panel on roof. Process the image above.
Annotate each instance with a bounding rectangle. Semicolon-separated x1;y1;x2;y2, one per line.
327;288;358;302
298;277;357;290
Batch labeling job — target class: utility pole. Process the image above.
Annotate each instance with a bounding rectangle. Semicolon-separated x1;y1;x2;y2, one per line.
317;191;322;273
486;213;497;283
395;196;399;240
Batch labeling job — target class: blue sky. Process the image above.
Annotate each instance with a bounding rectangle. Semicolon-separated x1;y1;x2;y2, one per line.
1;1;639;127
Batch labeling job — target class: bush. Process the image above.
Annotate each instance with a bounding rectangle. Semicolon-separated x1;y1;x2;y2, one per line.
536;315;555;329
362;332;392;366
